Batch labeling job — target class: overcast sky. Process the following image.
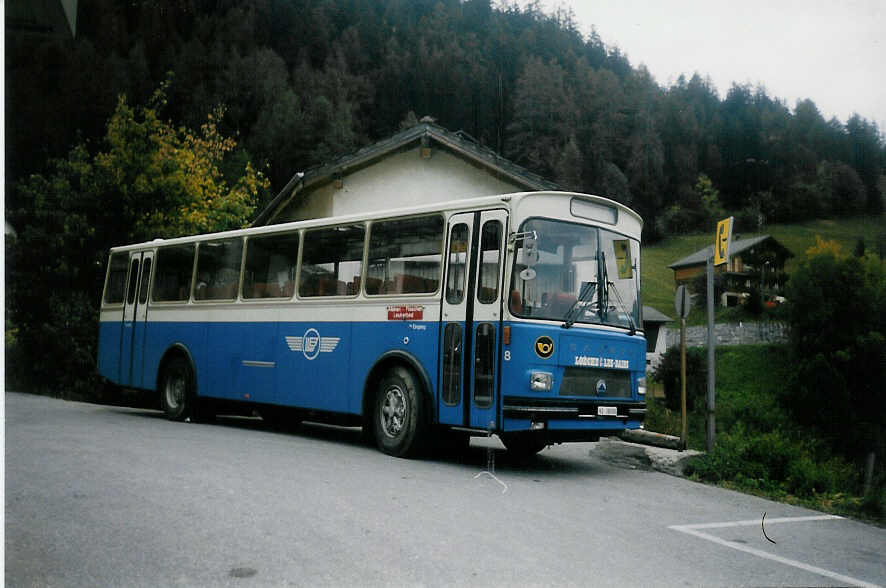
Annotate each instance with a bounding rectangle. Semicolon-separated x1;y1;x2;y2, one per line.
521;0;885;130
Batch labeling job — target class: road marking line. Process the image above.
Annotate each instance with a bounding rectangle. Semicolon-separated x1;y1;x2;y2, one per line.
669;515;881;588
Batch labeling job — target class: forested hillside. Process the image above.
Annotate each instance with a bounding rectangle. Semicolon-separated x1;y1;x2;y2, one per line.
7;0;885;240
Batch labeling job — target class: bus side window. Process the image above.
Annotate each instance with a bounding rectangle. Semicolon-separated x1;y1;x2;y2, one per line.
103;253;130;305
126;258;140;305
299;224;365;298
243;232;299;299
478;220;502;304
153;244;195;302
366;214;444;295
138;258;152;304
446;223;469;304
195;238;243;301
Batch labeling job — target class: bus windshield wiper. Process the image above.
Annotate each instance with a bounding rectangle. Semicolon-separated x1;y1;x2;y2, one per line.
605;279;637;336
561;281;597;329
598;250;636;335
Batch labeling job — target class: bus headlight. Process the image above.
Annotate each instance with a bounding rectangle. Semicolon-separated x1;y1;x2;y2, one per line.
530;371;553;391
637;376;647;396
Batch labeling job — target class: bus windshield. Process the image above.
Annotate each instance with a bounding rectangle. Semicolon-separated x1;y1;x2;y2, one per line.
509;218;640;330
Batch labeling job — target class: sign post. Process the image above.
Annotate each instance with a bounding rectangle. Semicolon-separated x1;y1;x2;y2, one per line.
706;256;716;452
707;216;733;452
674;285;692;450
714;216;733;267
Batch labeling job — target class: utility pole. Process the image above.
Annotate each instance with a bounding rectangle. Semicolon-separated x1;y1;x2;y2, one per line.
706;255;716;452
674;285;691;451
707;216;733;452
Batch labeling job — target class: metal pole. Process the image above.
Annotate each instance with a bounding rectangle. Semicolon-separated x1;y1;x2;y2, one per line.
680;317;687;451
706;256;716;451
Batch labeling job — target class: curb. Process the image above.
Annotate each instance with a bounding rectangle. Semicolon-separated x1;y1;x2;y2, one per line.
594;432;703;477
619;428;683;450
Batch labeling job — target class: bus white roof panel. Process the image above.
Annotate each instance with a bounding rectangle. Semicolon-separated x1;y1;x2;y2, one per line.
109;192;642;253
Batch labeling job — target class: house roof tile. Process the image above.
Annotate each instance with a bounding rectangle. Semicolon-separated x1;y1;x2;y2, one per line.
667;235;782;269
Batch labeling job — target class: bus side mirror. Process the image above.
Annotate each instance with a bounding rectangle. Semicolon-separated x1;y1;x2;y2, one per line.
521;236;539;268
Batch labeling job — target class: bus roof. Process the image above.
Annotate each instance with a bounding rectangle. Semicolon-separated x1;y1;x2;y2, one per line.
108;191;642;253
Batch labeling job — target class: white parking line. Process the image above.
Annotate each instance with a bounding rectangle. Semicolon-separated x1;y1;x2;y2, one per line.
669;515;881;588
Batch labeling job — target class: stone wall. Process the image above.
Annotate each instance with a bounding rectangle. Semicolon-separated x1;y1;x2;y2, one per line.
664;321;788;348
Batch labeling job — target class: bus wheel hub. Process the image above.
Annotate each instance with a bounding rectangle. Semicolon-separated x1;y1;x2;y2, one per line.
381;385;407;437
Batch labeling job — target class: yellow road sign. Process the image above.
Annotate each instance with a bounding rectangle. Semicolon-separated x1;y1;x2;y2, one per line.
714;216;733;266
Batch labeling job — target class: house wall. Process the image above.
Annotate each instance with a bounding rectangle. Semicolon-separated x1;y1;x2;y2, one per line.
275;147;523;222
673;266;703;283
645;324;669;370
674;262;737;285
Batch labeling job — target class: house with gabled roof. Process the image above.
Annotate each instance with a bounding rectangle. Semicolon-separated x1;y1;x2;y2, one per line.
253;117;560;226
668;234;793;306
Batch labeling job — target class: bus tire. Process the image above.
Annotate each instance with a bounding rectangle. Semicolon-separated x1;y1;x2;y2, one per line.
159;356;196;422
500;433;548;460
374;366;427;458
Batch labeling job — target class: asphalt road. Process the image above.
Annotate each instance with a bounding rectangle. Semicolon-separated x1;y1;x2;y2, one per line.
5;392;885;587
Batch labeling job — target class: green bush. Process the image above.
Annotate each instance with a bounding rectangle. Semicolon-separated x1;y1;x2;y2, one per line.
651;345;708;412
686;425;859;498
714;345;786;433
786;248;886;460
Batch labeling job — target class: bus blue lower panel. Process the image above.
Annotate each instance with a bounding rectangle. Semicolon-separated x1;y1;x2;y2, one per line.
97;321;123;382
101;319;441;417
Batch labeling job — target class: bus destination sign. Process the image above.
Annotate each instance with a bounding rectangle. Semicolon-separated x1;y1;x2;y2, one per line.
387;305;424;320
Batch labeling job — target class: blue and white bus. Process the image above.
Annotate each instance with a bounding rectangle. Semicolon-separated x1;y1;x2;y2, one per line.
98;191;647;457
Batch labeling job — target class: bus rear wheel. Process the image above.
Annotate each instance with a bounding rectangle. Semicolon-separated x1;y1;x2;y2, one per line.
374;366;427;458
159;356;195;422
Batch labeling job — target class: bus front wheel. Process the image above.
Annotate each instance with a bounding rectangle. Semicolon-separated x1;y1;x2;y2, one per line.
159;356;195;422
374;366;427;458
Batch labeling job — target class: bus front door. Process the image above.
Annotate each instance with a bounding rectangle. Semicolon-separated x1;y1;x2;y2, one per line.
120;251;153;388
439;210;507;430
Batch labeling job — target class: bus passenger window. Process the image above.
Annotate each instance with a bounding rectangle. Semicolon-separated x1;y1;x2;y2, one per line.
243;232;299;299
138;258;152;304
478;220;502;304
299;224;365;298
366;214;444;295
153;244;195;302
127;259;140;305
103;253;130;305
446;224;469;304
195;238;243;301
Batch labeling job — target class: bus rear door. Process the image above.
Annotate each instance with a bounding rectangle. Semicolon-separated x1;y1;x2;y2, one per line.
120;250;153;388
439;210;507;430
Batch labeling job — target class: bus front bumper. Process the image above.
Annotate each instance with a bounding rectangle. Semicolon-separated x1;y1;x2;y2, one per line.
502;396;646;422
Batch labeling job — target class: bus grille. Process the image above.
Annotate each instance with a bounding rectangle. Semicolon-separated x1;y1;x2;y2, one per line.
559;367;632;398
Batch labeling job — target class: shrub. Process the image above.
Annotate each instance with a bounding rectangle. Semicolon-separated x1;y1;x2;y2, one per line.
652;345;708;412
785;246;886;460
686;425;859;498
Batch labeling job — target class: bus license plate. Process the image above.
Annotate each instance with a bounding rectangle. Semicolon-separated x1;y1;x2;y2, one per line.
597;406;617;417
